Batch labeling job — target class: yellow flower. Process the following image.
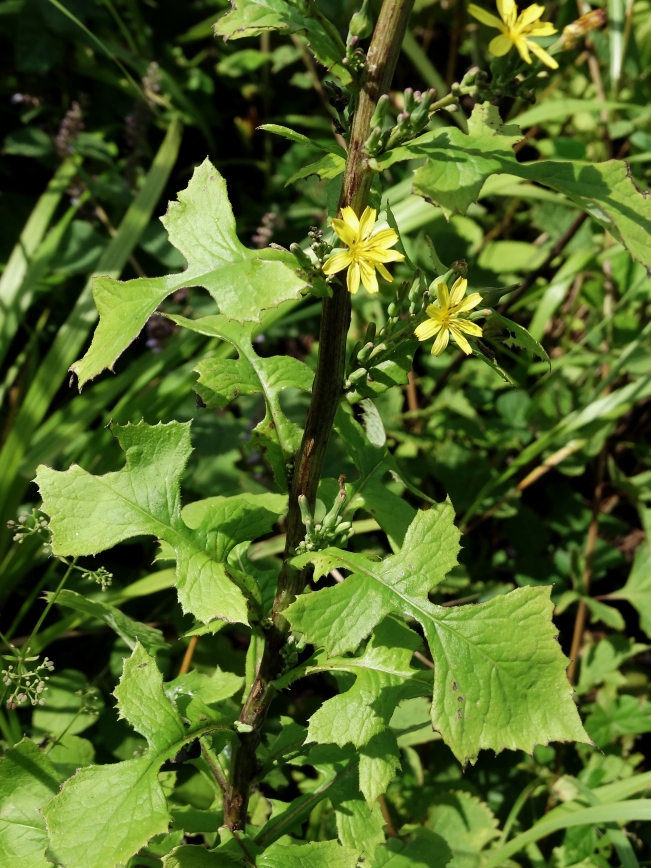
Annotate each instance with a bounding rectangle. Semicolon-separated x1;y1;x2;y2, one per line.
468;0;559;69
322;206;405;295
415;277;483;356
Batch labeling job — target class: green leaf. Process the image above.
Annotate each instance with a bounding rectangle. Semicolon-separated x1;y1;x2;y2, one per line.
334;406;419;552
304;618;425;749
489;312;551;367
287;505;589;764
70;159;307;388
358;730;403;805
583;597;626;631
36;420;283;627
42;644;229;868
285;152;346;187
279;617;424;802
372;829;453;868
169;314;313;491
259;124;345;157
577;635;648;695
259;840;361;868
46;589;167;654
377;103;651;271
331;775;386;859
482;801;651;868
0;737;62;868
425;790;500;868
608;543;651;639
214;0;352;86
163;845;240;867
584;695;651;747
346;340;419;403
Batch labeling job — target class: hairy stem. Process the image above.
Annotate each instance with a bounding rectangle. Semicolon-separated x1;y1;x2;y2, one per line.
223;0;415;830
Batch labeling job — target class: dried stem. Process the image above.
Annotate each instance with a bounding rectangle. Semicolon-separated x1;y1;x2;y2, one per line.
223;0;415;830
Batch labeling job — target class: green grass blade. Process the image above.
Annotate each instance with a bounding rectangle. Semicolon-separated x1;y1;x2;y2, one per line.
45;0;146;101
481;801;651;868
0;157;80;363
0;195;87;374
0;116;183;541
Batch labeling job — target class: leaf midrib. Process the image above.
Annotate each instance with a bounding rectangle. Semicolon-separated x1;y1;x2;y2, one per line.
327;551;526;681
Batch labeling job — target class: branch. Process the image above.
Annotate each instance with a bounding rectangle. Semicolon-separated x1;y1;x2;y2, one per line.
223;0;415;831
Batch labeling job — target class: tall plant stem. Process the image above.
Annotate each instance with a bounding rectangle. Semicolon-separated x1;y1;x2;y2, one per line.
223;0;415;830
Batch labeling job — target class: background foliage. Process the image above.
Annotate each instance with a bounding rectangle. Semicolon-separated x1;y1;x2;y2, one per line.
1;0;651;866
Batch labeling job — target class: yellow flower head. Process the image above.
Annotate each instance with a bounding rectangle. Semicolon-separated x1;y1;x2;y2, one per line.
322;206;405;295
468;0;559;69
415;277;483;356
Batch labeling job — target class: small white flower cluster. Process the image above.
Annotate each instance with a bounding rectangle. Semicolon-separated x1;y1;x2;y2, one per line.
2;647;54;709
7;508;52;555
81;565;113;592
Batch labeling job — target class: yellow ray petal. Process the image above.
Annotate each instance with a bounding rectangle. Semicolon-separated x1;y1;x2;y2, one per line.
468;3;505;29
489;33;514;56
415;319;442;341
526;38;559;68
454;319;483;337
513;34;532;63
528;21;556;36
515;3;544;30
331;218;357;248
359;258;379;294
449;277;468;307
358;206;377;240
449;325;473;354
376;262;393;282
497;0;517;27
322;250;352;275
367;227;400;249
340;206;360;234
347;261;361;294
363;247;405;264
432;327;450;355
435;280;450;309
454;292;483;314
425;303;445;322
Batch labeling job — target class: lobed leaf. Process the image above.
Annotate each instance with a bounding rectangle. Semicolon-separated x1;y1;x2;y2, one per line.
214;0;352;85
169;314;314;491
70;159;307;388
0;738;62;868
47;589;167;654
287;505;590;764
36;420;283;627
375;103;651;271
42;644;231;868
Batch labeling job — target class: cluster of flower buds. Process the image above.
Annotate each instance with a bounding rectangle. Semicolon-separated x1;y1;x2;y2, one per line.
81;565;113;591
343;0;371;74
345;275;429;402
290;227;333;298
7;508;52;554
295;480;353;554
364;88;438;157
2;647;54;709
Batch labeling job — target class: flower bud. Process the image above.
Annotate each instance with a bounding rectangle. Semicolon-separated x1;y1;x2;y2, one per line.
290;242;313;270
348;0;373;41
563;10;606;49
370;93;390;129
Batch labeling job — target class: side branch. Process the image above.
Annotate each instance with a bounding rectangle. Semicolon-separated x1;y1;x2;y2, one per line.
224;0;415;830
